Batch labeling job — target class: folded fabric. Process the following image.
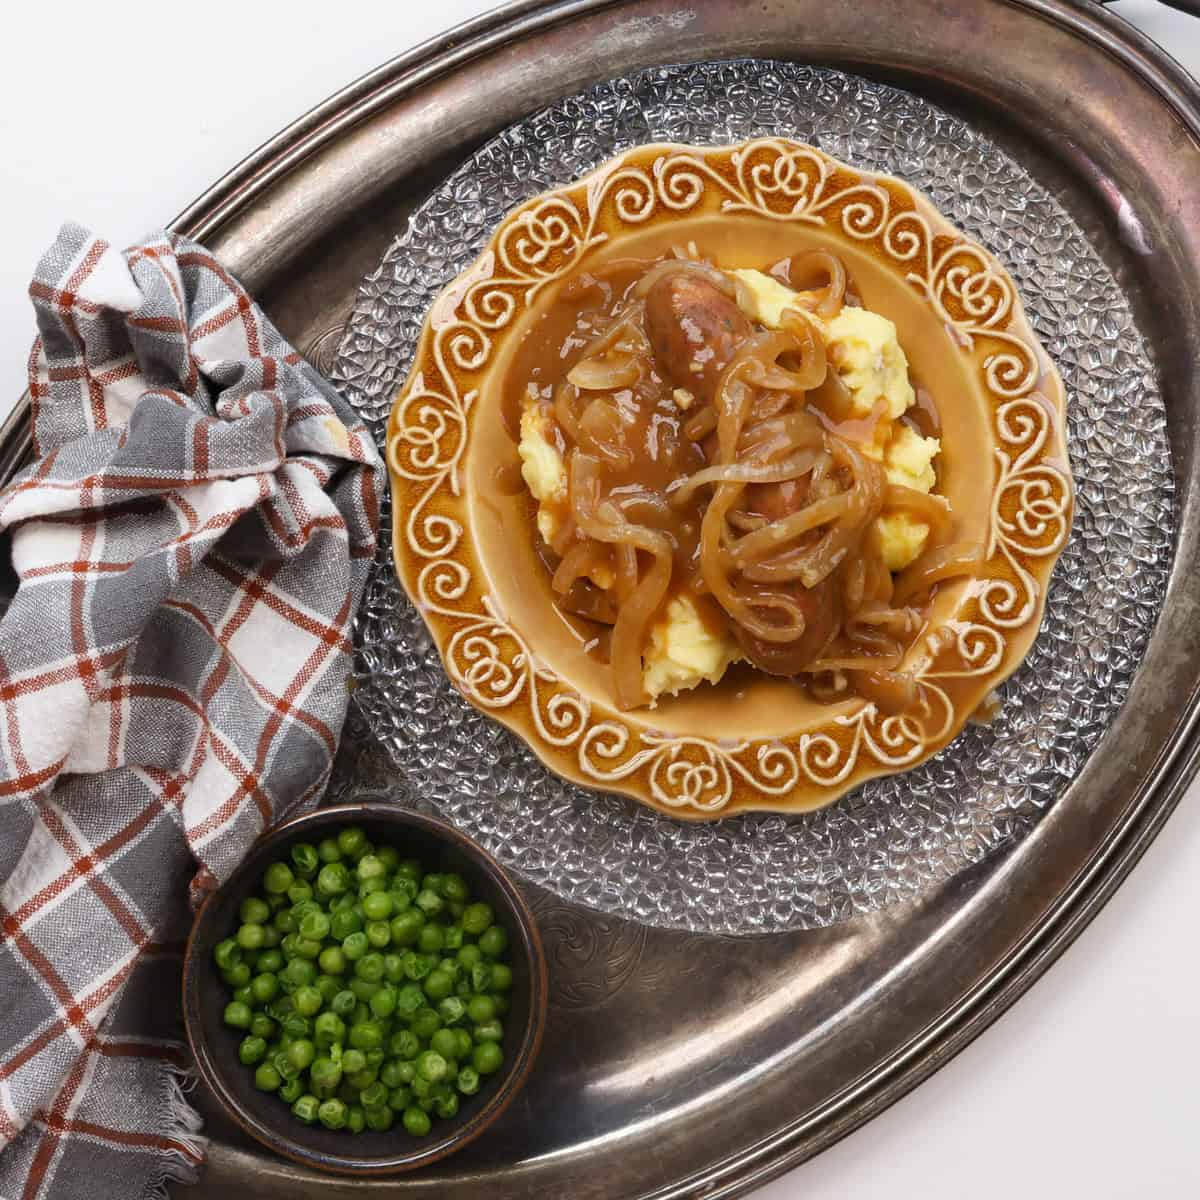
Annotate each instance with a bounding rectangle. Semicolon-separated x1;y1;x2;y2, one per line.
0;224;382;1200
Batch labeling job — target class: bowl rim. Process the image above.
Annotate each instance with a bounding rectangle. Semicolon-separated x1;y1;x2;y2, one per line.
384;136;1075;820
181;802;549;1176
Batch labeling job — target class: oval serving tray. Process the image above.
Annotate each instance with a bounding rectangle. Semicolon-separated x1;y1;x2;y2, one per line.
3;2;1195;1197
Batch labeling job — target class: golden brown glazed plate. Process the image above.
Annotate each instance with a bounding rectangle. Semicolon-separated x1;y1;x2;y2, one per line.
386;139;1074;818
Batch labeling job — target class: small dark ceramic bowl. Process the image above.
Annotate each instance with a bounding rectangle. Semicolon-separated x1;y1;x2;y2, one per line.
182;802;547;1175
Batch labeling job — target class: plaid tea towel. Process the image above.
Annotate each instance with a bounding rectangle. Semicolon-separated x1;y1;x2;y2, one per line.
0;225;382;1199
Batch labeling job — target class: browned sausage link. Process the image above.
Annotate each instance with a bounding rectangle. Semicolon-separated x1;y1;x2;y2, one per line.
644;272;753;401
733;578;840;677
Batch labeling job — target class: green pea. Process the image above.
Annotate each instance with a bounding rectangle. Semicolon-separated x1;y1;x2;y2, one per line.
287;1039;315;1071
359;1081;388;1108
231;984;254;1007
410;1007;442;1041
390;876;417;905
315;974;341;1005
466;993;496;1024
350;978;380;1002
461;902;493;936
334;826;366;859
456;944;482;971
329;891;357;914
314;1012;346;1047
346;1066;378;1091
317;945;346;976
415;889;444;918
383;953;405;984
478;925;508;959
348;1021;384;1051
410;1075;433;1100
263;862;294;895
259;925;282;950
222;962;251;989
470;963;492;994
390;1029;421;1060
238;1036;267;1065
456;1065;481;1095
352;1003;371;1026
330;908;362;941
434;1091;459;1120
356;854;387;883
370;984;398;1019
472;1041;503;1075
250;1013;276;1041
283;958;316;989
282;1013;311;1040
396;984;425;1018
365;1047;386;1069
331;989;357;1017
416;1051;447;1083
292;1093;319;1124
402;1107;431;1137
364;1105;394;1132
355;953;385;983
361;890;393;921
248;973;278;1004
291;897;320;922
279;1076;304;1104
286;881;313;906
389;1086;413;1112
417;924;445;955
223;1001;252;1030
455;976;472;999
342;1048;366;1075
254;1062;282;1092
346;1104;366;1134
274;910;296;935
423;873;445;894
317;862;350;898
266;892;288;912
240;897;271;925
489;962;512;992
298;910;330;941
290;842;319;878
438;996;466;1026
403;952;436;982
376;846;400;871
256;948;284;974
454;1029;473;1060
317;1097;347;1129
441;873;470;902
342;931;368;961
358;877;388;899
273;1050;300;1081
292;937;322;961
473;1019;504;1044
380;1060;405;1089
390;910;424;946
430;1028;459;1060
442;926;464;951
365;920;391;949
317;837;342;863
423;970;454;1001
311;1054;343;1091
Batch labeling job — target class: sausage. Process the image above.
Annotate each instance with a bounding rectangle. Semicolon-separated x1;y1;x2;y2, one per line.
733;578;840;676
644;272;752;400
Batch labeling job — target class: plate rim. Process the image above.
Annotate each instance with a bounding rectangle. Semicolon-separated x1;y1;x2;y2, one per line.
383;133;1075;819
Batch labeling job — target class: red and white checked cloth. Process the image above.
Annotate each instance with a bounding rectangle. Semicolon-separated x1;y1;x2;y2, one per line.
0;225;382;1199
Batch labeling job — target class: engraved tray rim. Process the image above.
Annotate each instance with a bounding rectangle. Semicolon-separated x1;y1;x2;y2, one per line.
4;2;1197;1196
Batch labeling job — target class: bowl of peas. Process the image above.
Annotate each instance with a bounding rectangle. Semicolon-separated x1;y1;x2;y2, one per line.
182;803;548;1174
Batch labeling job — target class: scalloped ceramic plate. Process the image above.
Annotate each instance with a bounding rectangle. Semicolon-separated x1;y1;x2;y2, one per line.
385;139;1074;819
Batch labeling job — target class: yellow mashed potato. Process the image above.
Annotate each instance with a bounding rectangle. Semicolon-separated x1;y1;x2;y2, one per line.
517;266;942;701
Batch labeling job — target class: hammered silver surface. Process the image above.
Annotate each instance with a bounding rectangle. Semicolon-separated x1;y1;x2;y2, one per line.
329;61;1175;934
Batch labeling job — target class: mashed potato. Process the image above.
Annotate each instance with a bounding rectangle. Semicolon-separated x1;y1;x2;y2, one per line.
518;403;567;544
732;269;939;570
643;594;742;702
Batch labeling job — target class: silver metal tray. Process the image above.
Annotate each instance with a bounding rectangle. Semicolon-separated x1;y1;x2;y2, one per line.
5;2;1198;1196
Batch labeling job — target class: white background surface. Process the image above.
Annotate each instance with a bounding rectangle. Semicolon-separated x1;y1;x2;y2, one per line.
1;2;1197;1197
